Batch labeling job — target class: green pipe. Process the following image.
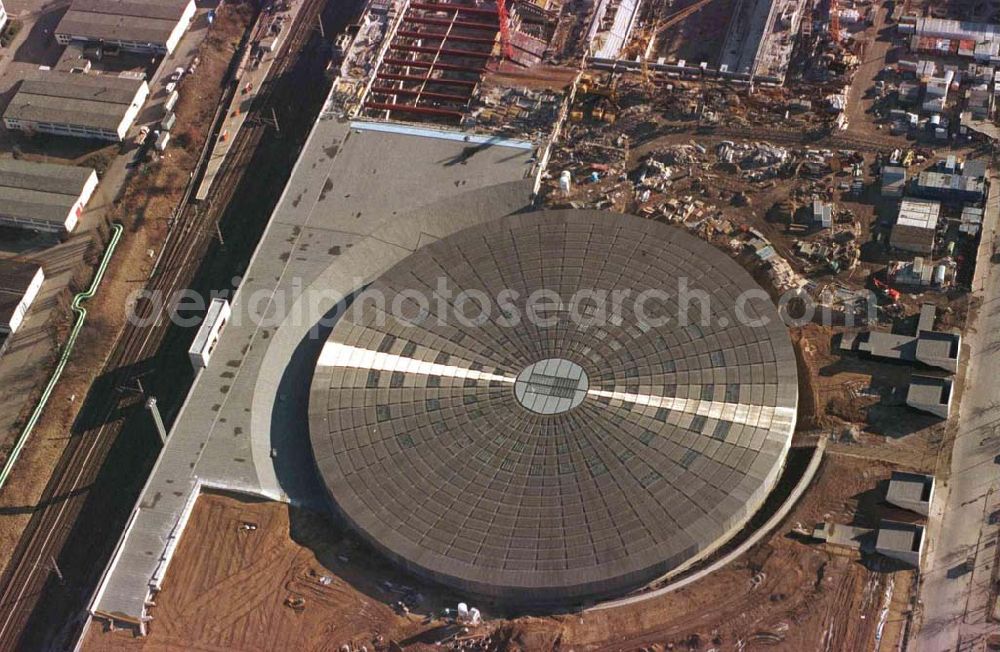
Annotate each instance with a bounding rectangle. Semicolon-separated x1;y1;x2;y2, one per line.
0;222;124;491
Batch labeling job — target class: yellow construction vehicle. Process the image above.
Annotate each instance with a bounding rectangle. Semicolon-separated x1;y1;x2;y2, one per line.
570;72;620;123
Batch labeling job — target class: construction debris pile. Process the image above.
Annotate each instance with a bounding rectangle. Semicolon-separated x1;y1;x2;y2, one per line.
469;86;564;136
716;141;790;180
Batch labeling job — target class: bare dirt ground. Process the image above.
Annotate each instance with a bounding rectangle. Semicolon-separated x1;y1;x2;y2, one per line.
84;454;916;652
794;322;944;471
0;1;254;578
82;491;421;651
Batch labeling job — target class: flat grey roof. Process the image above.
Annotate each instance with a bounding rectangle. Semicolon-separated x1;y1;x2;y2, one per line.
0;259;41;295
876;520;924;553
90;107;538;622
3;72;144;132
916;331;960;364
907;375;952;407
887;471;933;504
0;159;95;226
55;0;191;45
917;302;937;332
0;260;41;327
862;332;918;360
917;171;985;196
963;158;989;178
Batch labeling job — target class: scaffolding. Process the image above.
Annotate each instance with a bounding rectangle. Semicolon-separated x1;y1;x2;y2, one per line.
363;0;504;122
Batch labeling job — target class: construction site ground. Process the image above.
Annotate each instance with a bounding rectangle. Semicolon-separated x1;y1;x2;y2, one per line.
0;0;255;582
794;322;944;471
83;453;916;652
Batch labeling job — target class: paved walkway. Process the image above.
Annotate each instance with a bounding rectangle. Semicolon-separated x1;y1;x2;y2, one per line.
915;169;1000;651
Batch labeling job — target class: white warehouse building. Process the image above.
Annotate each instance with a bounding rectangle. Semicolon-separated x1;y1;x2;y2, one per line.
0;159;99;233
2;71;149;142
54;0;196;55
0;260;45;336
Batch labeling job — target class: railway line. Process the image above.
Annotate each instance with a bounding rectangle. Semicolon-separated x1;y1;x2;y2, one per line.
0;0;329;647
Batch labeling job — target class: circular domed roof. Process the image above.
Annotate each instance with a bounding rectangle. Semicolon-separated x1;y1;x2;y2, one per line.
308;209;797;604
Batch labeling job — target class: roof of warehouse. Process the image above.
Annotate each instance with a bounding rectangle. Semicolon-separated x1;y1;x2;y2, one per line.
917;171;986;195
0;159;95;225
0;259;41;295
896;198;940;229
55;0;192;45
0;259;42;328
915;17;1000;39
3;72;145;131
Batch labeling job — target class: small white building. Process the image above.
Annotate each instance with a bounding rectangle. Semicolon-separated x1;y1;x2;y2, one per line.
875;521;925;568
891;198;940;254
885;471;934;516
188;298;231;369
881;165;906;197
0;260;45;335
0;0;8;35
906;374;953;418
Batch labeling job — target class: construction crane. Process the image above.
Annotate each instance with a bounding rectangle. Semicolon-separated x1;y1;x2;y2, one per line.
830;0;841;42
639;0;717;60
496;0;514;60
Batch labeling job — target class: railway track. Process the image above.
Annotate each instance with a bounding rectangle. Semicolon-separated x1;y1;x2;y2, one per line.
0;0;328;647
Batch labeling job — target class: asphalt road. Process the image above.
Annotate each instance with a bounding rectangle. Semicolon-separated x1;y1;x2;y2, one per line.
915;171;1000;651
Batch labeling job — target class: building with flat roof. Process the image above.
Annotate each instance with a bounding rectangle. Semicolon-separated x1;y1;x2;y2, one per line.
54;0;196;55
915;170;986;202
876;521;925;567
0;159;98;232
891;198;940;254
909;17;1000;63
907;375;953;418
963;158;989;179
891;256;938;287
886;471;934;516
812;200;833;228
3;71;149;141
961;205;984;236
0;260;45;335
839;303;961;373
0;0;8;35
882;165;907;197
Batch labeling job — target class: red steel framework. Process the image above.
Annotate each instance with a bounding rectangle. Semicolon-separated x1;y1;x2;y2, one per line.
364;0;512;123
496;0;514;60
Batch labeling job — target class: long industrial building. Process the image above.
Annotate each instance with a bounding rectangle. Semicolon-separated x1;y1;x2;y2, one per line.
2;71;149;142
0;259;44;335
0;159;98;232
904;17;1000;63
54;0;197;55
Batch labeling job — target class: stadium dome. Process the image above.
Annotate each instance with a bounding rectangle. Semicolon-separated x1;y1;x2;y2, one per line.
308;209;797;604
